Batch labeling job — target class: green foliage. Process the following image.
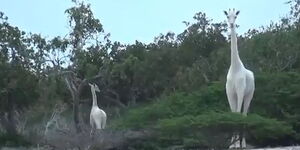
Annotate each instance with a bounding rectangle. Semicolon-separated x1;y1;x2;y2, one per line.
158;112;293;148
65;1;103;41
127;139;162;150
113;82;228;128
0;133;31;147
253;72;300;118
0;63;39;112
114;81;296;148
240;28;300;72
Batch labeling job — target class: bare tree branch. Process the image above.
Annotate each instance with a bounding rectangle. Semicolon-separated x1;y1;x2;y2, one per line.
104;96;126;109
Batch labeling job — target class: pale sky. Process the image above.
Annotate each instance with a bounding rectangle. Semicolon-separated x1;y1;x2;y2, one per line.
0;0;290;44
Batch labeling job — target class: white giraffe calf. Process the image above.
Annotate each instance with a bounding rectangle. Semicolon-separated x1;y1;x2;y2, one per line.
89;83;107;136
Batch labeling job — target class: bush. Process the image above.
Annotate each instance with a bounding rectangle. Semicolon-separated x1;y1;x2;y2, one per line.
0;133;31;147
113;82;228;129
157;112;294;149
113;78;299;148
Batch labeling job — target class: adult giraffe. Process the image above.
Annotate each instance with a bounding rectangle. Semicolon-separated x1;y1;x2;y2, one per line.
224;9;255;149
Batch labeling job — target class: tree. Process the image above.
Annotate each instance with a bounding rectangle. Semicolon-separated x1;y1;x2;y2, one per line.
63;0;109;132
0;12;39;136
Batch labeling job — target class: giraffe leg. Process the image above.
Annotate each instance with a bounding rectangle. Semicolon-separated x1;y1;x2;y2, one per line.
242;136;246;148
226;84;237;112
240;92;254;149
229;134;240;149
101;116;107;129
235;79;246;149
232;134;242;149
242;89;254;116
95;119;102;130
236;87;245;149
90;119;96;137
236;79;246;113
226;84;239;149
90;127;94;137
229;135;235;149
237;134;242;148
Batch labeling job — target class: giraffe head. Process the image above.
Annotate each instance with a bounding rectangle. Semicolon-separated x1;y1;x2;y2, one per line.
89;83;100;92
224;8;240;28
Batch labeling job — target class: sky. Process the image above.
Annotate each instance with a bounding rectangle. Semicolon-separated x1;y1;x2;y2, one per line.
0;0;291;44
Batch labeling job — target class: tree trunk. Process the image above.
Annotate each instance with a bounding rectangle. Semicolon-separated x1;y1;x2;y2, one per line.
65;77;82;133
0;91;18;135
73;93;81;133
0;113;17;136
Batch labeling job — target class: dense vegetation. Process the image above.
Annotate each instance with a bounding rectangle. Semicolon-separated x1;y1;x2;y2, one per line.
0;0;300;149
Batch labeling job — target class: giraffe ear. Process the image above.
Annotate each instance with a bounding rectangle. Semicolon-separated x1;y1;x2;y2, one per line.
88;83;93;87
224;11;228;16
236;11;240;15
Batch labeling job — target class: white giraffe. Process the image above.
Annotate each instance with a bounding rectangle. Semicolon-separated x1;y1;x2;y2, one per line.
224;9;255;149
89;83;107;136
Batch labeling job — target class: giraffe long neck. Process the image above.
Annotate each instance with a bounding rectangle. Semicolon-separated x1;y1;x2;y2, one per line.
230;25;244;70
91;88;98;107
